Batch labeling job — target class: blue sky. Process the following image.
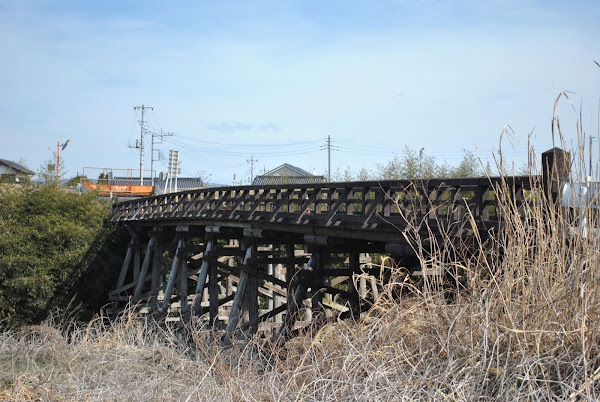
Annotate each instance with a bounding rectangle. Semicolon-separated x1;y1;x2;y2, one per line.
1;0;599;184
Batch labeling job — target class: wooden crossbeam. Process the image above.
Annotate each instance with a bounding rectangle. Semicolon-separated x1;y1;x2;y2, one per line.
241;304;287;331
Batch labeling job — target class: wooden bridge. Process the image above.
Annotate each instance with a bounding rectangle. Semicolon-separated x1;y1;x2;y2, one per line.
108;148;572;344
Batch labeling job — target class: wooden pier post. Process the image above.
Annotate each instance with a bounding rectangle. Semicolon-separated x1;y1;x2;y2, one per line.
208;246;219;326
133;243;141;283
116;237;136;289
310;249;327;325
542;147;570;203
276;264;310;344
160;227;188;311
243;260;259;335
179;241;189;312
192;235;215;316
223;241;256;345
133;235;156;302
150;242;162;307
348;250;360;319
160;238;183;311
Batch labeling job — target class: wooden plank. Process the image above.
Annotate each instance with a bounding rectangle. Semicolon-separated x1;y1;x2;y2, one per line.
331;275;349;287
237;265;287;289
247;189;271;219
180;192;204;216
225;189;249;219
209;190;233;219
108;279;137;296
217;271;286;299
261;281;287;298
241;304;287;330
294;189;320;224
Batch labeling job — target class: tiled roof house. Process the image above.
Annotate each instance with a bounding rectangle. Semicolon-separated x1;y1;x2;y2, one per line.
252;163;326;185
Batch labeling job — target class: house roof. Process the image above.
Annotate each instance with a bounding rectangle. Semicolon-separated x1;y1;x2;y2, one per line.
262;163;313;177
252;163;326;185
0;159;34;175
252;175;327;185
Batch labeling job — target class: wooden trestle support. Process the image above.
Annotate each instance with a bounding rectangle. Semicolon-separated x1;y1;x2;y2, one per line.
108;225;395;344
108;149;572;343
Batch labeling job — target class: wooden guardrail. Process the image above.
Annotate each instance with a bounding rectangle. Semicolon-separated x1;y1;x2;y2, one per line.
112;176;534;240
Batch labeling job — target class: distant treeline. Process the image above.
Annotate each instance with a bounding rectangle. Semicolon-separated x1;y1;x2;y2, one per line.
332;146;506;181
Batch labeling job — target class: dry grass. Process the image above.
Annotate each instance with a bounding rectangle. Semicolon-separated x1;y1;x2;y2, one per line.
2;170;598;401
2;103;599;400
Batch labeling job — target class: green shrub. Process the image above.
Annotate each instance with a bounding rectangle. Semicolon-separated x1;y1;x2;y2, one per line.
0;185;118;327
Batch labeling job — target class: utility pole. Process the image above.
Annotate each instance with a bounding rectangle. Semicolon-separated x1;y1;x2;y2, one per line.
151;131;157;185
133;105;153;185
247;154;258;184
56;139;70;189
327;135;331;182
151;128;173;184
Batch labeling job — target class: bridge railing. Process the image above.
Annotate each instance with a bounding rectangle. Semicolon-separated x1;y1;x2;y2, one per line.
111;176;534;236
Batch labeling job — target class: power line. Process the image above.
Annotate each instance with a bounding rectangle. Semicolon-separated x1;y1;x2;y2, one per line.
162;137;323;158
173;135;323;148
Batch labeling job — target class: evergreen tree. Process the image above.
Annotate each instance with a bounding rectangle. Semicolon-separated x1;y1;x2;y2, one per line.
0;185;117;327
